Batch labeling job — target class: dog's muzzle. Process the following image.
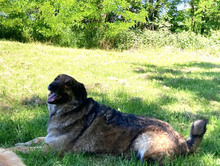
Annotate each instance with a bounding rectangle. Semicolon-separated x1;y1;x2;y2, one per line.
47;82;63;104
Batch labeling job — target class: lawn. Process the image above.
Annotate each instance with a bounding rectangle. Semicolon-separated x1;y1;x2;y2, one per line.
0;41;219;165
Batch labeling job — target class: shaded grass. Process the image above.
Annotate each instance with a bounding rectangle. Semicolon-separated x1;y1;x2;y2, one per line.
0;41;219;165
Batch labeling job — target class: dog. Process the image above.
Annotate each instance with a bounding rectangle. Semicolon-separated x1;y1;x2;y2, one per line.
0;148;25;166
12;74;208;165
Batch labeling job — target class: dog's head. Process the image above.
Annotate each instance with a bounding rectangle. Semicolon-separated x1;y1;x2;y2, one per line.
47;74;87;105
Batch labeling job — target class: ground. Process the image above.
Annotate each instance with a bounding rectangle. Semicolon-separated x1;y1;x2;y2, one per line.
0;41;219;165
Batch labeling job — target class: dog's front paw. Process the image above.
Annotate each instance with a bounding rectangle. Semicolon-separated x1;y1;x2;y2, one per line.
15;143;30;147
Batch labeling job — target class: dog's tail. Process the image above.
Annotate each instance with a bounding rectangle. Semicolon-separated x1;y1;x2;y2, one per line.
186;119;208;153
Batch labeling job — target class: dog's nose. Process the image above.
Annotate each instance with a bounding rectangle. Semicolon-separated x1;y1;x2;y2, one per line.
48;82;59;92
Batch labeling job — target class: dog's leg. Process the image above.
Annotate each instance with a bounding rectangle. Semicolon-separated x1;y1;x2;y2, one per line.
9;144;49;154
15;137;45;147
11;137;57;154
133;131;176;165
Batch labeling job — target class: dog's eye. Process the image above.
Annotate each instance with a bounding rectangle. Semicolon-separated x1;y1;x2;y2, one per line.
65;81;71;86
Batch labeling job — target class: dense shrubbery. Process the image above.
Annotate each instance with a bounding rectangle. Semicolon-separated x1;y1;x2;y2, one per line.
0;0;219;53
113;29;220;55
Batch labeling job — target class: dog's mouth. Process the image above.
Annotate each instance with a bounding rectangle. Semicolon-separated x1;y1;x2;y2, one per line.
47;91;63;104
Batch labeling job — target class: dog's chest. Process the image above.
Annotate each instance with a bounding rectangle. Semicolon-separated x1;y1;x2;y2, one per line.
46;105;87;150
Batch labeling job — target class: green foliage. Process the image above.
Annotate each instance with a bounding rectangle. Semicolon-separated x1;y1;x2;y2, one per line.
0;0;219;49
0;0;30;41
0;0;148;48
185;0;220;34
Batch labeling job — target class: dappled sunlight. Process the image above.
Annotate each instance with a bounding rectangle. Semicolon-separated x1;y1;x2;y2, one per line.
0;41;219;165
132;61;220;102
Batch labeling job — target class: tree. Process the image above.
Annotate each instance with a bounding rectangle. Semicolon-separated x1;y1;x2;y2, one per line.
187;0;220;34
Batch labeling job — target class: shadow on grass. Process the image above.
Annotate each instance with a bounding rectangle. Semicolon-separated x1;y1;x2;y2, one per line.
202;117;220;156
131;61;220;158
89;89;218;122
0;95;48;146
0;115;48;146
0;83;218;165
176;62;220;69
133;61;220;102
21;95;47;107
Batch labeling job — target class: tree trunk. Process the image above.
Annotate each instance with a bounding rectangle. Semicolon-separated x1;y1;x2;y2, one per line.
190;0;195;32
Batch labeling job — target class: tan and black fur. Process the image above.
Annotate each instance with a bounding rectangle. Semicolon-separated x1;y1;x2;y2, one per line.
12;74;208;165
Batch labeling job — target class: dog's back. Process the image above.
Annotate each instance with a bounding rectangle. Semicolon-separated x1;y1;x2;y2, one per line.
0;148;25;166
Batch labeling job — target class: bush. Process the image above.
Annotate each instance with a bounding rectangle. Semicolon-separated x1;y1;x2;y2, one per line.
112;29;219;55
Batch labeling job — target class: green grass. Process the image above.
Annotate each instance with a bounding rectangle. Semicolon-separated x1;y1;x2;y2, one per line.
0;41;219;165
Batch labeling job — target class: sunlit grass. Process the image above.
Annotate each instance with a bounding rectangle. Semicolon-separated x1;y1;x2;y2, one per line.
0;41;219;165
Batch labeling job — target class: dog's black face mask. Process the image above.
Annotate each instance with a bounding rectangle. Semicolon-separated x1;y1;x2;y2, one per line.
47;74;87;105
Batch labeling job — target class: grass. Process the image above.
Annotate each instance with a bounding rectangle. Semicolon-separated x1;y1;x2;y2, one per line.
0;41;219;165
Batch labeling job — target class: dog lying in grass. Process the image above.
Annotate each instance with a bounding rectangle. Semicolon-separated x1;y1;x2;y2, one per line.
0;148;25;166
13;74;208;165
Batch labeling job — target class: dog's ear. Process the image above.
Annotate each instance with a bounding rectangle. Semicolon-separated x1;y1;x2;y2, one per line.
72;82;87;104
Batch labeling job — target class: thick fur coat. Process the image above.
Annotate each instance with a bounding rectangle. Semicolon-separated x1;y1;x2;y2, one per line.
12;74;208;165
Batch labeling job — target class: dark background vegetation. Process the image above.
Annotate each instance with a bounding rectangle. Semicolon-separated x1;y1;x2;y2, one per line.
0;0;219;49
